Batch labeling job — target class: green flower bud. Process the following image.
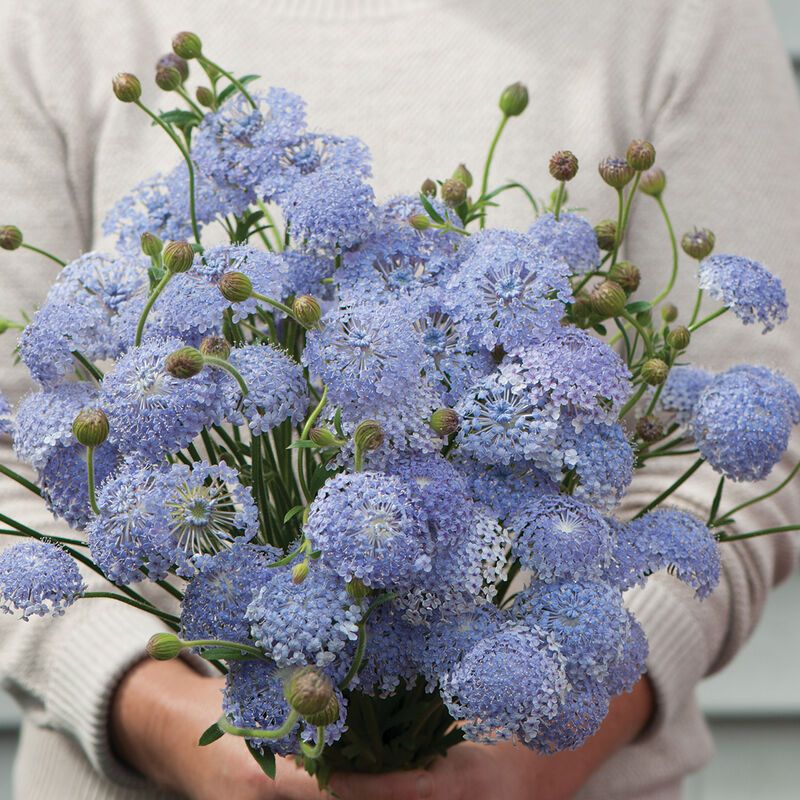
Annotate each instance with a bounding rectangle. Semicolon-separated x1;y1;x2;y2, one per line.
440;178;467;208
72;408;109;447
499;81;529;117
636;308;653;327
146;632;184;661
156;53;189;83
429;408;460;436
155;66;182;92
636;415;664;443
309;427;343;448
284;666;335;716
112;73;142;103
291;561;309;585
420;178;437;197
598;157;634;189
196;86;215;108
408;213;432;231
590;280;627;319
642;358;669;386
452;163;473;189
571;292;593;328
345;577;371;601
549;150;579;182
638;167;666;197
172;31;203;60
660;303;679;323
165;346;205;379
140;232;163;258
667;325;691;351
218;271;253;302
163;240;195;273
199;335;231;360
626;139;656;171
594;220;618;251
292;295;322;327
304;694;340;727
354;419;384;453
607;261;640;293
681;228;715;260
0;225;22;251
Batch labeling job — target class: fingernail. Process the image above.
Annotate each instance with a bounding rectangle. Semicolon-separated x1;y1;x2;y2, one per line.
416;774;434;799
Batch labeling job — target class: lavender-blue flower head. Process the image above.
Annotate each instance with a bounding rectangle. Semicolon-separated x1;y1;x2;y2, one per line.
0;541;86;620
528;213;600;276
0;392;11;435
659;366;714;426
282;250;336;298
604;611;649;696
538;684;610;753
698;254;788;333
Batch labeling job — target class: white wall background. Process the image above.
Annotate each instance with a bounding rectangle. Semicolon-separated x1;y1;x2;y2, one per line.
2;1;800;797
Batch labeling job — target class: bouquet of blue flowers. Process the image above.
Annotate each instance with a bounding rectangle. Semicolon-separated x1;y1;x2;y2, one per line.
1;30;799;786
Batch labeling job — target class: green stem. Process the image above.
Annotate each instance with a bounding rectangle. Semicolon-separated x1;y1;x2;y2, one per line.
0;528;86;548
633;458;705;519
620;311;653;355
650;195;679;306
135;271;172;346
617;174;641;250
689;289;704;326
300;728;326;760
181;638;267;659
175;85;205;117
257;202;285;252
301;386;328;440
339;593;396;690
203;356;249;395
198;57;257;108
553;181;566;221
267;539;309;568
82;592;180;625
0;464;42;496
478;114;509;229
86;446;99;514
20;242;67;267
71;351;104;382
251;291;304;326
715;461;800;525
618;382;648;419
718;524;800;542
610;188;625;267
218;710;300;740
689;306;728;332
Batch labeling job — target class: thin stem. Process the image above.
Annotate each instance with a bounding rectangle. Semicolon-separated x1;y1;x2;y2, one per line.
715;461;800;525
617;174;641;250
203;356;249;395
718;524;800;542
479;114;509;229
82;592;180;626
339;593;395;690
71;351;104;382
181;638;267;659
175;85;205;116
689;289;704;326
644;382;665;416
300;728;326;760
689;306;728;332
135;271;172;346
650;195;679;306
20;242;67;267
553;181;566;221
0;528;86;548
86;447;99;514
218;710;300;740
620;311;653;355
251;291;304;326
610;188;625;266
257;202;285;252
633;458;705;519
267;539;309;569
0;464;42;496
198;57;257;108
618;382;648;419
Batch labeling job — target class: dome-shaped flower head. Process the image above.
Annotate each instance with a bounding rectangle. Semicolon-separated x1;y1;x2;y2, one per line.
302;299;425;410
282;250;335;298
223;660;347;757
604;611;648;696
440;622;567;745
281;167;376;254
510;494;613;582
180;543;282;644
698;254;788;333
0;541;86;620
516;581;630;688
659;366;714;426
229;344;309;434
100;337;237;458
0;392;11;435
537;684;610;753
304;471;431;587
192;89;307;201
445;229;572;350
246;566;363;667
691;366;800;481
528;212;600;276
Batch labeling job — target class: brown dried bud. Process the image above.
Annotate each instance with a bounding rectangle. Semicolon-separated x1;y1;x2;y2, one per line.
549;150;579;182
636;415;664;443
420;178;437;197
440;178;467;208
626;139;656;171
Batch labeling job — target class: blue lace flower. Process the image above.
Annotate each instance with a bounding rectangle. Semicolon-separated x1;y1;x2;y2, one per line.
604;611;648;696
528;213;600;276
282;250;336;297
538;684;609;752
0;541;86;620
659;366;713;426
0;392;11;435
698;254;788;332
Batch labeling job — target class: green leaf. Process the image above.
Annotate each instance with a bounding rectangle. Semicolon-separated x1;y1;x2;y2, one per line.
288;440;319;450
708;476;726;525
198;722;224;746
283;505;305;523
197;646;257;661
159;109;200;127
418;193;445;224
625;301;652;314
592;323;608;336
247;741;276;779
332;407;345;439
217;74;261;104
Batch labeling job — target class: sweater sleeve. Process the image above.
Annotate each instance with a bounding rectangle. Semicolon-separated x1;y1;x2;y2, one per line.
621;0;800;737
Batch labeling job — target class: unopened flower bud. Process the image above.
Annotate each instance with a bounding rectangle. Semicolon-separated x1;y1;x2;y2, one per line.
112;73;142;103
499;81;529;117
590;280;627;318
636;309;653;327
165;347;205;379
309;427;342;448
440;178;467;208
172;31;203;60
0;225;23;251
642;358;669;386
284;666;335;716
549;150;579;182
292;295;321;327
607;261;640;293
72;409;109;447
429;408;460;436
681;228;715;260
452;163;473;189
140;232;163;258
304;693;341;727
667;325;691;351
636;415;664;443
218;271;253;302
346;577;370;601
291;561;309;584
155;66;182;92
156;53;189;83
661;303;678;323
199;335;231;359
354;419;384;453
598;157;634;189
146;632;184;660
594;220;617;251
420;178;437;197
408;213;432;231
638;167;666;197
163;240;195;273
196;86;215;108
571;292;593;328
626;139;656;171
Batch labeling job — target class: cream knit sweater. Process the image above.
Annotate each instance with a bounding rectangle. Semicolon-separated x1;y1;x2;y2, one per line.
1;1;799;798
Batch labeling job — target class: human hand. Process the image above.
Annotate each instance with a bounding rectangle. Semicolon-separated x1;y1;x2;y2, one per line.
110;657;329;800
